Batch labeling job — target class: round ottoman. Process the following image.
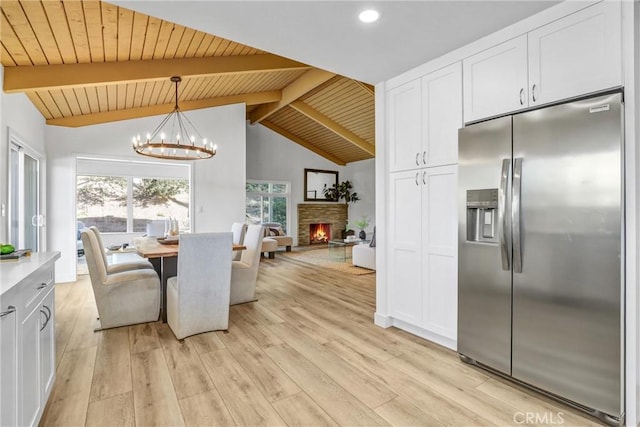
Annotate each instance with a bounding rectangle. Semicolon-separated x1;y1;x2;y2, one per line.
261;237;278;259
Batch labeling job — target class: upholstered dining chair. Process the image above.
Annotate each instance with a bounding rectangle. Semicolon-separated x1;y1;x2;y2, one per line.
230;224;264;305
89;226;153;273
81;230;161;330
231;222;248;261
166;232;233;339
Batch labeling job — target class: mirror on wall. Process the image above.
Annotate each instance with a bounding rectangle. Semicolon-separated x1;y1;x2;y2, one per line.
304;169;338;201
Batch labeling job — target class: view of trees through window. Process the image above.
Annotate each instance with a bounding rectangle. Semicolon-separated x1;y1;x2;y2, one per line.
77;175;190;232
246;181;289;231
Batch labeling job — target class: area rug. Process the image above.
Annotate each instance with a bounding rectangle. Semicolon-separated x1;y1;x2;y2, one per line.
283;248;375;276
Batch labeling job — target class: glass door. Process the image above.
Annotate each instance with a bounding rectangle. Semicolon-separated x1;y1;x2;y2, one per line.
9;140;42;252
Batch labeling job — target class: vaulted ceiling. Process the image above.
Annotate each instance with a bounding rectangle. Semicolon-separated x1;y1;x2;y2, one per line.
0;0;374;165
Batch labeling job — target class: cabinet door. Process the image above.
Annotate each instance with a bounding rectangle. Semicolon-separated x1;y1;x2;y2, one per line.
422;62;463;167
20;306;41;427
387;80;422;172
528;1;621;106
388;170;423;324
1;298;18;426
39;289;55;400
422;166;458;340
463;35;528;122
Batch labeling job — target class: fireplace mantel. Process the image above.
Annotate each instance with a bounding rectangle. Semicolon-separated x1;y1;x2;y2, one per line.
297;203;348;246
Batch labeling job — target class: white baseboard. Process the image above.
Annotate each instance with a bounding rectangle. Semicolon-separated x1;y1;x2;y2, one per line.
374;312;393;328
388;317;457;351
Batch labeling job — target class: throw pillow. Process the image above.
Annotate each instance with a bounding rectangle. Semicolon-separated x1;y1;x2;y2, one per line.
369;226;376;247
277;228;286;236
269;227;280;236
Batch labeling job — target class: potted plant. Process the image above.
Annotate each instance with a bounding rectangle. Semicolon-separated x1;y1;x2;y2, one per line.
322;180;359;204
323;180;361;238
349;216;370;240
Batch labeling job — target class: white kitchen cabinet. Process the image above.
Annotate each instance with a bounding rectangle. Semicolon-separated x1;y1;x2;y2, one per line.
0;253;59;427
528;1;621;106
388;170;423;324
21;303;42;427
421;63;463;167
388;166;458;343
464;1;621;123
387;79;422;172
39;289;55;400
388;63;462;172
1;289;19;427
421;166;458;339
463;35;528;123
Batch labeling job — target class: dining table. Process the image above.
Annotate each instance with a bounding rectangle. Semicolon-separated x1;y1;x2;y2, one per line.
133;236;246;322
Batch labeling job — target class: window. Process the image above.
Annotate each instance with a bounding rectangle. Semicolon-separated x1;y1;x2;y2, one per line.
246;181;290;232
76;158;191;233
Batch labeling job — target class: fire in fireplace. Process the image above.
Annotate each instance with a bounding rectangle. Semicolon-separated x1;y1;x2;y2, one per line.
309;223;331;244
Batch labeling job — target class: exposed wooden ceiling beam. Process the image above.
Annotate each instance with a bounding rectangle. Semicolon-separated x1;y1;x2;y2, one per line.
354;81;375;96
249;69;335;124
289;100;375;156
260;120;346;166
46;91;281;127
4;54;309;93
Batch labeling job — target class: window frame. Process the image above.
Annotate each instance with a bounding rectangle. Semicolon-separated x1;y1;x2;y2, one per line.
246;179;291;232
75;156;192;234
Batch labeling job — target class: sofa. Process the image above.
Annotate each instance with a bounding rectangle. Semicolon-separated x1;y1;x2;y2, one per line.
352;227;376;270
261;222;293;252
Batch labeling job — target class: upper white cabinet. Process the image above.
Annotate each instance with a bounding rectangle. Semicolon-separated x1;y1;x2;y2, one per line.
464;1;621;122
387;80;422;172
388;62;462;172
422;63;463;168
463;36;528;122
528;1;621;106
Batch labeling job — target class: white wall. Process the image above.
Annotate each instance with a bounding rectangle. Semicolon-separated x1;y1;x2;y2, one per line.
0;64;47;244
342;158;376;235
246;122;375;244
46;103;246;283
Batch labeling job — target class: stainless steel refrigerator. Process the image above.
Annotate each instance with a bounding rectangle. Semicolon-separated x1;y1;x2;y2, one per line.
458;92;624;424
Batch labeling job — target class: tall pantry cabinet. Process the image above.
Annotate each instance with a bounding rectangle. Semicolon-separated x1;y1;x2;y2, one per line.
386;62;461;347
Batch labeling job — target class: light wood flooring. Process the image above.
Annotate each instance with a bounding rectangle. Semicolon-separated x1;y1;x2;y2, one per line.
42;254;603;426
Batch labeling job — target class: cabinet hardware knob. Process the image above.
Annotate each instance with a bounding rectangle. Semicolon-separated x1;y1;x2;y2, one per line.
532;84;537;102
422;151;427;165
423;171;427;185
415;153;420;166
519;88;525;105
0;305;16;318
415;172;420;186
37;283;47;290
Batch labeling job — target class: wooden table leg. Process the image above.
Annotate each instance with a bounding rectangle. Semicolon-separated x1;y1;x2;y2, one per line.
149;258;162;321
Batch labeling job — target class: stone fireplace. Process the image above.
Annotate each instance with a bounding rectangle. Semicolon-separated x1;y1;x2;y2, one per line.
309;223;331;244
297;203;348;246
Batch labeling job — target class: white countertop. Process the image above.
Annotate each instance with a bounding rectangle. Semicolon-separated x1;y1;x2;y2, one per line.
0;252;61;296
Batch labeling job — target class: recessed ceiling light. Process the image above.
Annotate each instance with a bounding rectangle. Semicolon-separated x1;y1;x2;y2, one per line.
359;9;380;23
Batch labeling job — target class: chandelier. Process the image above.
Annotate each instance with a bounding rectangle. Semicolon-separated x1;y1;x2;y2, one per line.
132;76;216;160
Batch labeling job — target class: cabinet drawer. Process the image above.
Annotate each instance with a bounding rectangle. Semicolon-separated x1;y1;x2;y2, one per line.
22;267;54;312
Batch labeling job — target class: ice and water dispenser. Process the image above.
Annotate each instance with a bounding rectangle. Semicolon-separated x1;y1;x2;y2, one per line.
466;189;499;243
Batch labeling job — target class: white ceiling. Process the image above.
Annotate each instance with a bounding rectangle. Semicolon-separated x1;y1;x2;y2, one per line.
113;1;558;84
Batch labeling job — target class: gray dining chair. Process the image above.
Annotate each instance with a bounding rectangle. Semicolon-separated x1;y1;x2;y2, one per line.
166;232;233;339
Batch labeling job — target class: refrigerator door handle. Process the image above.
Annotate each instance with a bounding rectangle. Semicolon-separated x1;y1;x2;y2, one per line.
513;157;523;273
499;158;511;271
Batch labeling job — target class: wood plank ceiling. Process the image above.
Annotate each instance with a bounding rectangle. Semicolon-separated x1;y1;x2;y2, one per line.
0;0;374;165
